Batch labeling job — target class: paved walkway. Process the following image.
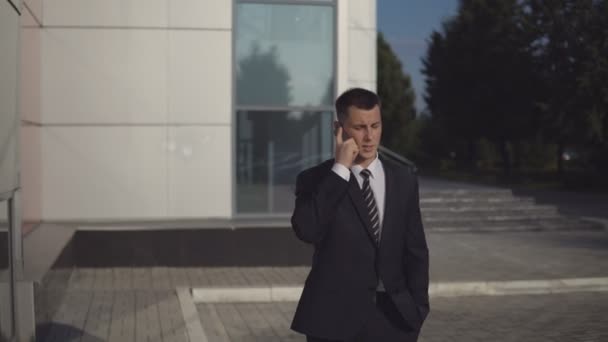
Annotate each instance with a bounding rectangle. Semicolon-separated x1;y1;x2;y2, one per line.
32;176;608;341
196;292;608;342
60;230;608;291
38;230;608;341
39;290;189;342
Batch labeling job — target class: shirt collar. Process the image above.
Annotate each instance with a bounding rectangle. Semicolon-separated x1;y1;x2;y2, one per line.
351;153;381;179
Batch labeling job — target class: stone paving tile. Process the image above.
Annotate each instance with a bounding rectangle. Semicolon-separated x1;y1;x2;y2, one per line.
108;291;135;341
254;303;302;342
42;290;188;342
113;267;133;290
133;268;152;290
428;230;608;282
42;291;92;342
135;291;163;341
151;267;173;290
198;293;608;342
213;303;256;342
235;303;281;341
419;292;608;342
198;303;231;342
201;302;306;342
81;291;112;341
69;268;96;291
157;291;189;342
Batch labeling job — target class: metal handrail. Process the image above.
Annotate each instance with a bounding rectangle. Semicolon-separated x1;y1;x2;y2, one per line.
378;145;418;174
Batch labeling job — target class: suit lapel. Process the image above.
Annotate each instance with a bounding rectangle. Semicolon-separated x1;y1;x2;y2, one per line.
379;158;396;248
347;171;378;247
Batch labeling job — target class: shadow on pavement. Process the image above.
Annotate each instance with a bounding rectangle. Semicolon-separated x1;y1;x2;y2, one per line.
37;322;105;342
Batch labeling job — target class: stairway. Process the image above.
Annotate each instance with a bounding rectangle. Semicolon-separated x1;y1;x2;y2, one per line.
420;188;602;232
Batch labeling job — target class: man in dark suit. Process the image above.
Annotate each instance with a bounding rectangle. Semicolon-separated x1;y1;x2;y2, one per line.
290;88;430;341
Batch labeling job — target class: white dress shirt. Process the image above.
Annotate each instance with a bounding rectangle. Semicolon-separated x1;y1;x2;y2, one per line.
331;154;386;237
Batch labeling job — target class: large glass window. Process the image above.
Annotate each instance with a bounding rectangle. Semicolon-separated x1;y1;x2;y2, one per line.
236;1;335;214
236;2;335;107
237;111;333;213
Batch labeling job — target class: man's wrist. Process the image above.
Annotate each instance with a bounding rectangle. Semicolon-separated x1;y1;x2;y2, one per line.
331;163;350;182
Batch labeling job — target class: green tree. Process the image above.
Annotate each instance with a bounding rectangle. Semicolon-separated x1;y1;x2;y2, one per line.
524;0;597;175
377;33;418;157
574;0;608;171
423;0;538;174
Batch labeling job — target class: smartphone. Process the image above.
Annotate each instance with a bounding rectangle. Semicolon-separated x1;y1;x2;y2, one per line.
334;122;350;141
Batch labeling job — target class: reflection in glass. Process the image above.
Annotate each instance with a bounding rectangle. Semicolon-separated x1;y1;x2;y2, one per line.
236;3;334;107
237;111;333;214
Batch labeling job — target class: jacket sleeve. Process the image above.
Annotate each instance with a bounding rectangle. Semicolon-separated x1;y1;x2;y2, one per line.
404;175;430;323
291;168;350;245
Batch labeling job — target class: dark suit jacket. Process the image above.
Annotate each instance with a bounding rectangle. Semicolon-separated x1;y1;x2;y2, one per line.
290;158;430;340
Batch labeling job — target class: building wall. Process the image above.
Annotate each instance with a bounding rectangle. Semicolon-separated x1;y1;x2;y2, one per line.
37;0;232;220
0;0;21;339
347;0;376;91
22;0;377;221
0;0;20;200
337;0;376;94
20;0;43;229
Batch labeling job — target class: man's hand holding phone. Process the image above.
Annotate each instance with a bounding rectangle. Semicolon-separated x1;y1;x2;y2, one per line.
334;125;359;168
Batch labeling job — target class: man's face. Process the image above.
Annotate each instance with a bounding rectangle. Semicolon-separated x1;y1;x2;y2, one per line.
340;104;382;166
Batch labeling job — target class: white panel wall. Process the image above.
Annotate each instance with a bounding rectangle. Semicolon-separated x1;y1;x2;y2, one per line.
22;0;42;24
168;127;231;218
42;29;168;124
347;0;376;91
39;0;233;220
0;0;20;196
19;127;41;222
20;3;42;225
20;28;40;123
41;127;168;220
44;0;168;27
169;0;231;29
44;0;232;29
336;0;349;95
168;30;231;124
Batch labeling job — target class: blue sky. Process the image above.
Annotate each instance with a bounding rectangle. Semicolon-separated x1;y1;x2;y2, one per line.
377;0;460;112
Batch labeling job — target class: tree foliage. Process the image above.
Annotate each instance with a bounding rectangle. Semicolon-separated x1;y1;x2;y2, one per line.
422;0;608;175
377;33;418;156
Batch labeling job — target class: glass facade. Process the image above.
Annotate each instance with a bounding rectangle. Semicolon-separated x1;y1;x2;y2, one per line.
236;3;335;107
236;1;336;214
236;110;333;213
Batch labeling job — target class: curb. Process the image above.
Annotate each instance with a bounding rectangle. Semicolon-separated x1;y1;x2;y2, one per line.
176;287;209;342
582;216;608;231
191;277;608;303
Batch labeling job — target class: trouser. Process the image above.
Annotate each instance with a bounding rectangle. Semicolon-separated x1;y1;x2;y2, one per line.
306;292;420;342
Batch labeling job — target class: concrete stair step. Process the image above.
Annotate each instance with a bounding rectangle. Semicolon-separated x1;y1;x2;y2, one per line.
425;217;603;232
420;196;534;204
421;205;556;213
423;212;561;222
423;210;558;220
420;189;513;196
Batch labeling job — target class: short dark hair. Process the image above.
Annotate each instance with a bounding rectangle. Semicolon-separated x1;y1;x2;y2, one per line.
335;88;381;122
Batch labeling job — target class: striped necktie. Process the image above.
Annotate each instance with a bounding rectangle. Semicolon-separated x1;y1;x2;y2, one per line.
360;169;380;243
